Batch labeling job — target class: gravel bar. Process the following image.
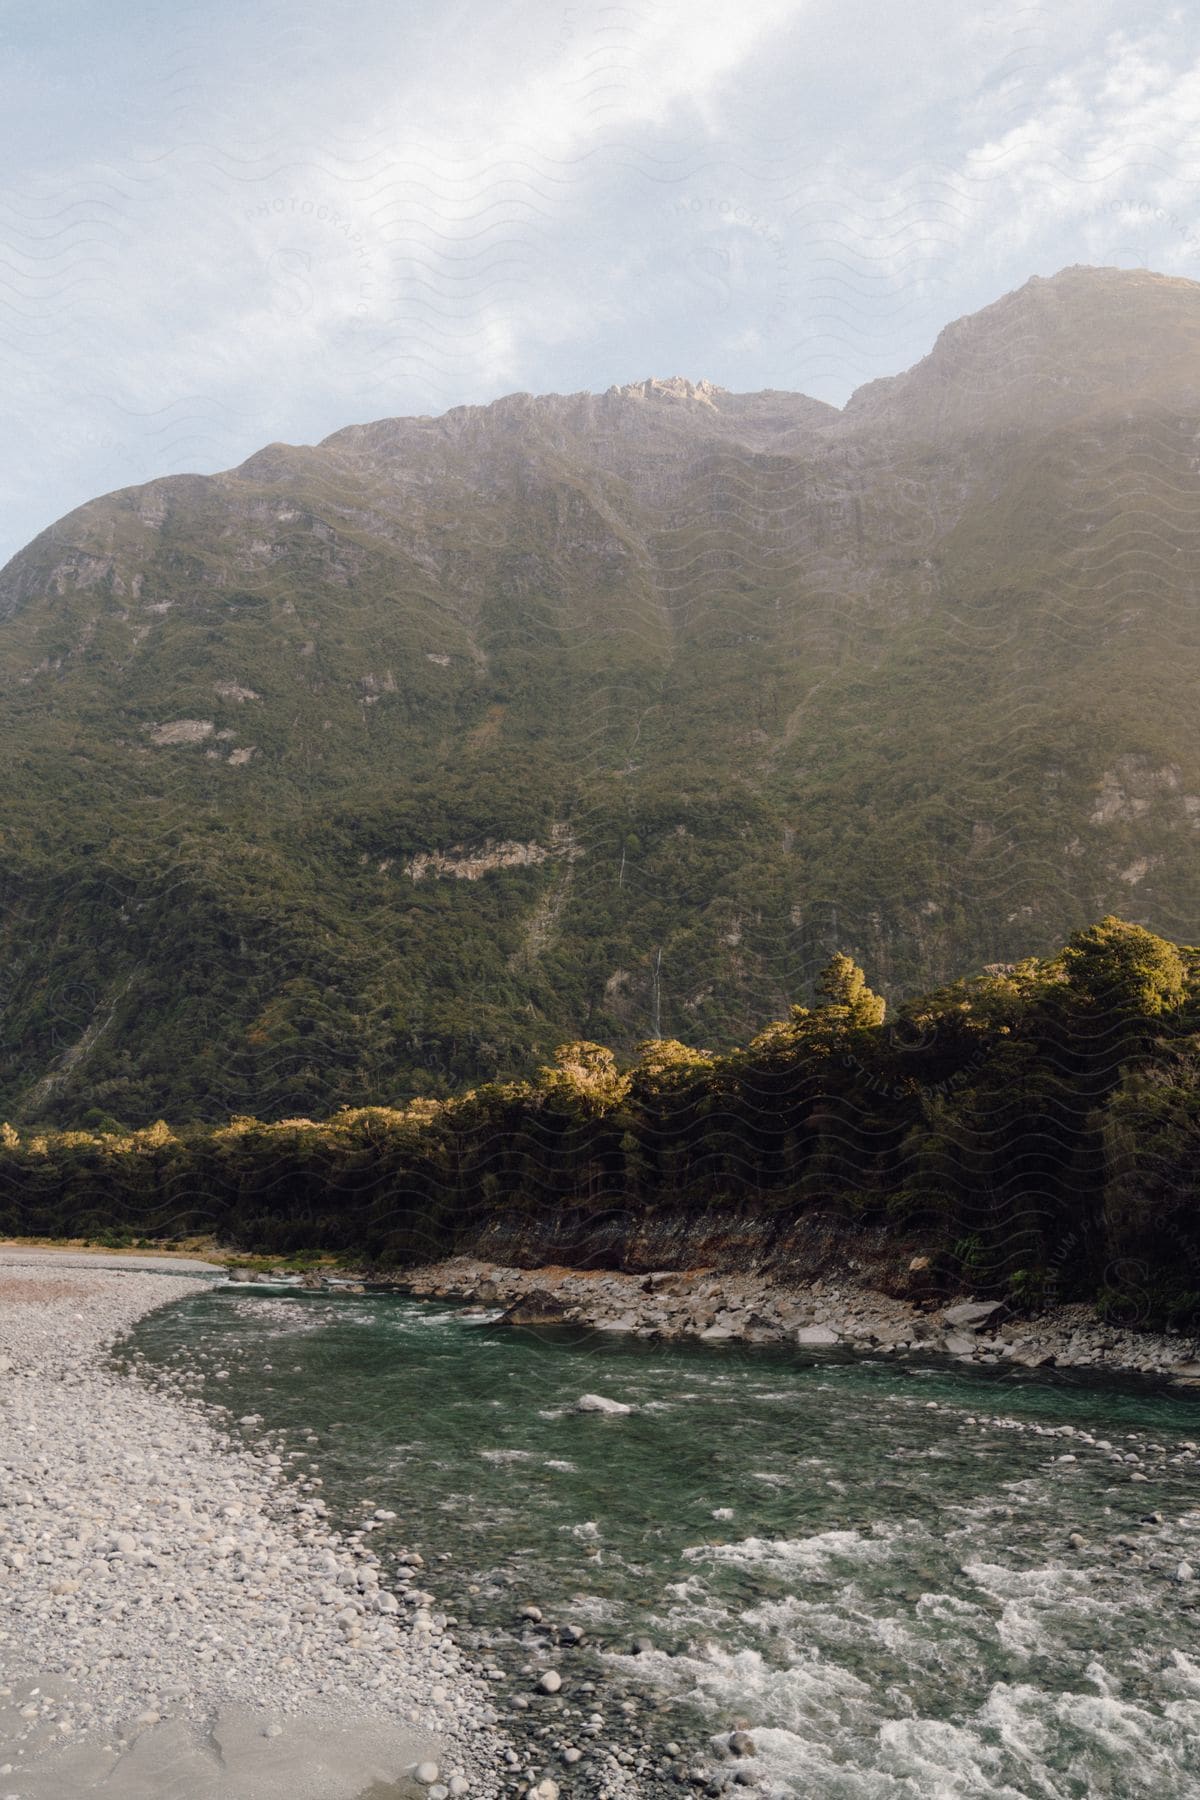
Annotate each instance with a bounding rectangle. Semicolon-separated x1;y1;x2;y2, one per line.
0;1253;513;1800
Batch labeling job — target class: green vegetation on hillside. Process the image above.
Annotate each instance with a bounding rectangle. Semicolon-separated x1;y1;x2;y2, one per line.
3;917;1200;1326
3;268;1200;1123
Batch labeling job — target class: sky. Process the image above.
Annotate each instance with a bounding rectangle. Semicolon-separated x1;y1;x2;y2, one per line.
3;0;1200;563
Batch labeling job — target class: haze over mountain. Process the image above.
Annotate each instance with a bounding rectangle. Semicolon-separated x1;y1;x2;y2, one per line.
3;264;1199;1126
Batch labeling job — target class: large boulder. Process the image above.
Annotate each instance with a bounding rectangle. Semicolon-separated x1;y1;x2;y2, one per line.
497;1290;568;1327
795;1324;841;1346
908;1316;940;1342
1010;1348;1055;1369
942;1300;1006;1330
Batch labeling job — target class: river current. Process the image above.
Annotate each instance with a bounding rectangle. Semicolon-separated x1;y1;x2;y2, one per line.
126;1287;1200;1798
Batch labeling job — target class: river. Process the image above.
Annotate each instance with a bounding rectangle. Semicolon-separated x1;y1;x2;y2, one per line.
125;1286;1200;1798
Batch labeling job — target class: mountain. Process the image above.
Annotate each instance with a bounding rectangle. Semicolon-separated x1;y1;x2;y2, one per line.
3;264;1200;1126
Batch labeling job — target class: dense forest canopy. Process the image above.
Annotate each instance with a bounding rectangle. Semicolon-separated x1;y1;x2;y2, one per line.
5;916;1200;1326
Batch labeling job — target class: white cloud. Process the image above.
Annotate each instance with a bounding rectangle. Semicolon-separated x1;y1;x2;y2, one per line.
4;0;1200;560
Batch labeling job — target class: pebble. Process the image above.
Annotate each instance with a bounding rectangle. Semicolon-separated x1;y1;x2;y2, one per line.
537;1671;563;1694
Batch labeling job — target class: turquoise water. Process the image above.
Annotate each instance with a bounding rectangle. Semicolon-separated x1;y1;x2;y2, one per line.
128;1289;1200;1797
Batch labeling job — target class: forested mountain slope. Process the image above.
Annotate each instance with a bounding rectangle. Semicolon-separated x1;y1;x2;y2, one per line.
3;265;1199;1125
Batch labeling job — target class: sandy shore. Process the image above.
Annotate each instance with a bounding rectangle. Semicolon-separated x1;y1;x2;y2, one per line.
0;1252;509;1800
398;1258;1200;1387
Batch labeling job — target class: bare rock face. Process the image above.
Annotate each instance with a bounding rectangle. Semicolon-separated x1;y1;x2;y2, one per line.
148;718;215;746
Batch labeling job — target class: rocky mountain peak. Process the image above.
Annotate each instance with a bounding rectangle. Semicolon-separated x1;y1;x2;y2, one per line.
842;263;1200;439
607;376;726;406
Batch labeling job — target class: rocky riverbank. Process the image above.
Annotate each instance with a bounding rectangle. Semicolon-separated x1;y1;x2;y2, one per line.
0;1251;509;1800
395;1257;1200;1388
